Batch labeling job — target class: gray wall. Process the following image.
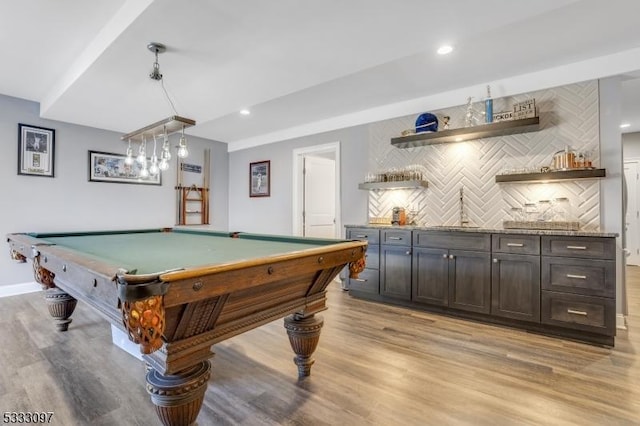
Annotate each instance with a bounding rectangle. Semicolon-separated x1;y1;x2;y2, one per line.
228;126;369;236
0;94;228;286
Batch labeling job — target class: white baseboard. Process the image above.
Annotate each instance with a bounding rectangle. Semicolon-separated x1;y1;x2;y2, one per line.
0;282;40;298
111;325;143;361
617;314;627;330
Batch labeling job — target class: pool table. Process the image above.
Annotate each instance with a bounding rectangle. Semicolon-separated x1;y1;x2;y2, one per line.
7;228;367;426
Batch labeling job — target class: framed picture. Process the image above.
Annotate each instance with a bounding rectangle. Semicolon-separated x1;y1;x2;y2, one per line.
18;123;55;177
88;151;161;185
250;160;270;197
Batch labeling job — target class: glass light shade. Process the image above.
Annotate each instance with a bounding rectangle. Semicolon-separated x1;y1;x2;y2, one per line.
159;159;169;171
177;135;188;158
162;136;172;160
124;154;134;166
149;153;159;176
177;145;188;158
140;165;150;178
137;142;147;165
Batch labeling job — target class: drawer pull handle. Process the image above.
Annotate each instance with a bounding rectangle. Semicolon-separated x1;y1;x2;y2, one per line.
406;250;412;255
567;309;588;316
566;274;587;279
449;254;454;259
507;243;524;247
493;258;498;263
355;235;367;238
442;254;448;258
352;278;368;282
388;237;402;240
567;245;587;250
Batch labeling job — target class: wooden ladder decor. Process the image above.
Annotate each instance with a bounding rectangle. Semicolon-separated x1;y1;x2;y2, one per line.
176;149;210;225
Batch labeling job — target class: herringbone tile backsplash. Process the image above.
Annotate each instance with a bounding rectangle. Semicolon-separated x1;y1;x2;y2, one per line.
367;81;601;231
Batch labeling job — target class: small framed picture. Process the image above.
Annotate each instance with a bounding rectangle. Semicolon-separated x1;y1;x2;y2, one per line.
89;151;161;185
250;160;270;197
18;124;55;177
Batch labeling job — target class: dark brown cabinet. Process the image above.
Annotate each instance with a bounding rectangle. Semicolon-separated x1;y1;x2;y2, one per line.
412;248;449;306
448;249;492;314
491;234;541;323
540;236;616;340
412;232;491;314
380;229;412;300
346;228;380;294
491;253;541;322
345;225;617;346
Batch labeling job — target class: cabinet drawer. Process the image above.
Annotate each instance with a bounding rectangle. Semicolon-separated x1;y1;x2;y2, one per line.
541;291;615;336
348;269;379;294
413;231;491;251
347;228;380;245
492;234;540;255
541;236;615;259
542;256;615;298
381;229;412;246
363;246;379;270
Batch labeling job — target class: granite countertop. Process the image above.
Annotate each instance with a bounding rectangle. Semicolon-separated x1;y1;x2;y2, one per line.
344;224;618;238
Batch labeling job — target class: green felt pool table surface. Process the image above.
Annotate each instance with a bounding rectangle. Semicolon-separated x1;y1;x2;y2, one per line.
27;228;346;275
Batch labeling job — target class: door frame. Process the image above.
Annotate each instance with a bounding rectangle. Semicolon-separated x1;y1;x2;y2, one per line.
624;158;640;265
292;142;341;237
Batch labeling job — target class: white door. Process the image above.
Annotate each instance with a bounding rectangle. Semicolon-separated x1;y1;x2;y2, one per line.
624;161;640;265
304;156;336;238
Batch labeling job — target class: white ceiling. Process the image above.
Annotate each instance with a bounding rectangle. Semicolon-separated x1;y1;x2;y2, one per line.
2;0;640;152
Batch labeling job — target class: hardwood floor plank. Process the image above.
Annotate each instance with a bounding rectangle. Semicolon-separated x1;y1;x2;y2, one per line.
2;269;640;425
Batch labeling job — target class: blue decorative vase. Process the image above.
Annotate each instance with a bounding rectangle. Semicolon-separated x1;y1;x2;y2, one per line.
415;113;438;133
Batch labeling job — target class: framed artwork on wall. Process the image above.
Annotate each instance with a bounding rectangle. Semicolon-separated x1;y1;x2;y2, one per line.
88;151;161;185
18;123;55;177
250;160;270;197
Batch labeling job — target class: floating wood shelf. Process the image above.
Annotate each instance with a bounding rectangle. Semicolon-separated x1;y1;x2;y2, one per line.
391;117;540;148
358;180;428;190
495;168;606;183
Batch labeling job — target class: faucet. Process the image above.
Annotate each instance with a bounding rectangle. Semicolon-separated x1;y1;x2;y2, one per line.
459;186;469;227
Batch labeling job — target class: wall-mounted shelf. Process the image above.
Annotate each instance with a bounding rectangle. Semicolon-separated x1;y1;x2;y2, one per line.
391;117;540;148
358;180;428;190
495;168;606;183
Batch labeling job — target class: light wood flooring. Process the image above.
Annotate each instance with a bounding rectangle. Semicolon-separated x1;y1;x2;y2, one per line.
2;269;640;425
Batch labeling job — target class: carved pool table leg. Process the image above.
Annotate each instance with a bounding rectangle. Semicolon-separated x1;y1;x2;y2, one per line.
44;287;78;332
146;361;211;426
31;258;78;332
284;314;324;378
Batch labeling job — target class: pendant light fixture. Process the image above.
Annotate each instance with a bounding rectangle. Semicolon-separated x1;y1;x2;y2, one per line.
121;42;195;176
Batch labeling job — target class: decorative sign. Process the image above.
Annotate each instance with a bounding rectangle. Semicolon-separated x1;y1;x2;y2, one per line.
181;163;202;174
493;111;514;122
513;99;536;119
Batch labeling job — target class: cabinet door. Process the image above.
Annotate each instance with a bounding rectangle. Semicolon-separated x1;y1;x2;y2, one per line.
448;250;491;314
380;245;412;300
412;247;449;306
491;253;541;323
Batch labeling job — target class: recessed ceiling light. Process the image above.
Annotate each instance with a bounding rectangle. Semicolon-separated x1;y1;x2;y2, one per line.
620;123;631;128
240;109;251;115
437;45;453;55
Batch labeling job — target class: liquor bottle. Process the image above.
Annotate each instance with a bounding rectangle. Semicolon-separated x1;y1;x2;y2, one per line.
485;85;493;123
